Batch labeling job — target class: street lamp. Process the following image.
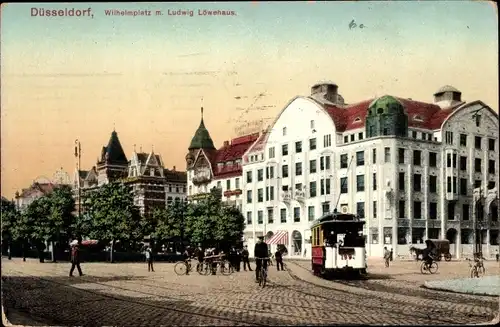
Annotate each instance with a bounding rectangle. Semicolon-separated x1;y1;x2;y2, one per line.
474;187;485;258
74;139;82;242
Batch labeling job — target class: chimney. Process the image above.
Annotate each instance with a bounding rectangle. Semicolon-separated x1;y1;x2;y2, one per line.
173;166;176;171
311;81;338;104
223;140;230;147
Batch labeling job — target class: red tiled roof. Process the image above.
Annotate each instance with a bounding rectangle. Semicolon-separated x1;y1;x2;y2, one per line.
324;97;460;132
212;133;259;178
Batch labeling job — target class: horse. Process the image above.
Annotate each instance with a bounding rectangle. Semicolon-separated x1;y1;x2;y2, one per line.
409;246;425;261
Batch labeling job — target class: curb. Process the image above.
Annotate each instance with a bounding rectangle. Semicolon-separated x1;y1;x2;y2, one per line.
422;281;500;298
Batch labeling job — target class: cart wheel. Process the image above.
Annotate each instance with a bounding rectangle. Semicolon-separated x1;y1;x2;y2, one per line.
428;262;438;274
174;261;187;276
444;254;452;262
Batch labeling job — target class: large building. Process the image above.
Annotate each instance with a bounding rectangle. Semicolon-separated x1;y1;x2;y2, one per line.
241;82;498;259
73;130;187;216
185;107;259;211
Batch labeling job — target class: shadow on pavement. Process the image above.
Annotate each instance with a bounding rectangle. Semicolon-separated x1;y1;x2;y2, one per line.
2;275;293;326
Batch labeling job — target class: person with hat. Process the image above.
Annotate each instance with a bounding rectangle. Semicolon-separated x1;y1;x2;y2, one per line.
254;236;269;283
69;240;83;277
241;245;252;271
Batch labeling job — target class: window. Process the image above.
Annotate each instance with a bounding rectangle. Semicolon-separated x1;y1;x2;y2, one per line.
257;169;263;181
267;208;274;224
447;177;452;193
295;141;302;153
320;179;331;195
280;208;287;223
257;210;263;224
340;177;348;193
309;138;317;150
384;147;391;162
247;190;252;203
429;202;437;219
429;175;437;193
460;134;467;146
282;144;288;156
257;189;263;202
282;127;287;136
282;165;289;178
460;178;467;195
320;156;331;170
445;131;453;145
356;151;365;166
413;174;421;192
323;134;332;147
429;152;437;167
475;115;481;127
488;160;495;174
398;172;405;191
309;181;317;197
295;183;302;192
488;181;496;190
459;156;467;171
356;202;365;219
308;206;315;221
475;136;482;150
268;147;275;159
322;202;330;214
235;178;240;189
295;162;302;176
344;135;348;143
413;201;422;219
412;131;417;139
372;173;377;190
383;128;388;135
358;132;364;140
350;134;355;141
246;171;252;183
226;180;231;190
340;154;348;168
488;138;495;151
474;180;481;188
310;160;317;173
447;202;455;220
373;201;377;218
265;187;269;201
294;207;300;222
217;181;222;189
270;186;275;200
246;211;252;224
474;158;482;173
462;204;470;221
310;120;315;129
269;167;274;179
413;150;421;166
356;175;365;192
398;148;405;164
398;200;406;218
372;148;377;164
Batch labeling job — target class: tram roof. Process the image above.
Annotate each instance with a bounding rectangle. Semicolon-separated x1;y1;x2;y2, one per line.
310;212;364;227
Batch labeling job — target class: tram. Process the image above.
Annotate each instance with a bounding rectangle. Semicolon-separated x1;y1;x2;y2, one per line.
310;211;367;276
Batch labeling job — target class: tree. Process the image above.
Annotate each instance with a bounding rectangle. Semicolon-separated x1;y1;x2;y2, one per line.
85;182;142;262
214;204;245;246
1;198;18;260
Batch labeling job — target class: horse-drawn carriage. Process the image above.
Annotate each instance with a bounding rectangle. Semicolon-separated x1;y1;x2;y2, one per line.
410;239;452;262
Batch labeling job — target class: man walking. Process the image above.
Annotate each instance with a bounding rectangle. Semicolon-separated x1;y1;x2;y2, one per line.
242;245;252;271
383;247;391;268
145;246;154;272
275;249;284;271
69;240;83;277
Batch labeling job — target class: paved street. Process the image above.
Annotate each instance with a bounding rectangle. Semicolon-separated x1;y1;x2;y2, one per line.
2;257;498;326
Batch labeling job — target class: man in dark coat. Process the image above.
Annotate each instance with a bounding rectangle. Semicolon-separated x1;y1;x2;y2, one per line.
235;248;242;272
69;241;83;277
241;245;252;271
275;249;284;271
254;236;268;282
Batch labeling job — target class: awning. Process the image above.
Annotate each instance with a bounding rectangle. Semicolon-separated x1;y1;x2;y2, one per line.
81;240;99;246
267;230;289;245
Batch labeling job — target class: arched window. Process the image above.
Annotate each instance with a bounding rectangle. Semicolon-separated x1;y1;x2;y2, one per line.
353;117;361;123
377;108;384;114
413;115;423;122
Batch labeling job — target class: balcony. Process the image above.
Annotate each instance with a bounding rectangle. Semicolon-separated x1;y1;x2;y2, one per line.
445;192;458;201
281;191;291;203
294;190;305;202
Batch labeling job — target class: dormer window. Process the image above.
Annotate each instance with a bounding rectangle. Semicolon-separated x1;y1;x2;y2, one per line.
227;161;233;166
377;108;384;114
218;162;224;169
353;117;361;123
150;169;154;176
413;115;423;122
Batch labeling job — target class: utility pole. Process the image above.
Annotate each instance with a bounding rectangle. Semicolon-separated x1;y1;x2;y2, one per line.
473;186;485;258
75;139;82;242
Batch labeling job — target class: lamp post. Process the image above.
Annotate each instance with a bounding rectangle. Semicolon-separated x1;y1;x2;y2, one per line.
74;139;82;241
474;187;485;258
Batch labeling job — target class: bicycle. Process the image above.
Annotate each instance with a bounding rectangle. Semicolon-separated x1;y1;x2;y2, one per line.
256;257;269;288
174;258;193;276
215;258;233;276
468;258;485;278
420;258;438;274
196;260;211;275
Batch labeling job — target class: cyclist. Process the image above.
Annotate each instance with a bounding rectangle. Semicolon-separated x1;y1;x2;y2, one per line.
422;240;436;269
183;246;192;275
254;236;269;283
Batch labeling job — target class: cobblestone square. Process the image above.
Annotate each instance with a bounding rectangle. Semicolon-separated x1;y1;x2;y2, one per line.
2;258;498;326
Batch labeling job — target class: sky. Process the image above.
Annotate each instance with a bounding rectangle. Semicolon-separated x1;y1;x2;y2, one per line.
1;1;498;199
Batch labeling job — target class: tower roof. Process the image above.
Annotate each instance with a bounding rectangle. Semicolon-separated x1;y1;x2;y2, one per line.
100;130;128;165
369;95;402;108
188;107;216;150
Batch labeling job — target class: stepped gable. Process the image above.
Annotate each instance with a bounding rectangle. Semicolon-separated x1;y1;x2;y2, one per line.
213;133;259;179
99;131;128;165
323;96;461;132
